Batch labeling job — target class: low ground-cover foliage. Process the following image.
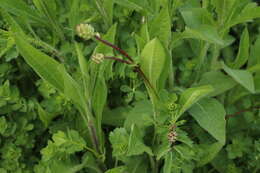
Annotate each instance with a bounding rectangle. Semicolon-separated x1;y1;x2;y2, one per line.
0;0;260;172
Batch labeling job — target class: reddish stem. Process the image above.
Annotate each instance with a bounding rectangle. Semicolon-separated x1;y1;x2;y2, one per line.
225;106;260;119
94;35;134;63
104;56;132;64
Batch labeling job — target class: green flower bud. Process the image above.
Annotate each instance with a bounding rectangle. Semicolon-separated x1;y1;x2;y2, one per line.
76;23;96;40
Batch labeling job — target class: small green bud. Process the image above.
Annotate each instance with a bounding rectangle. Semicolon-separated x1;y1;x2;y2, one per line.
76;23;97;40
167;102;178;111
91;53;105;64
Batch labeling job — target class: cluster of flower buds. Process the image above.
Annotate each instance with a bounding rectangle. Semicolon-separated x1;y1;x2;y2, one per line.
76;23;98;40
167;125;178;144
91;53;105;64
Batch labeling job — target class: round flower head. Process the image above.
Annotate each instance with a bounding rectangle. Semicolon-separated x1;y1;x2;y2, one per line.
76;23;96;40
91;53;105;64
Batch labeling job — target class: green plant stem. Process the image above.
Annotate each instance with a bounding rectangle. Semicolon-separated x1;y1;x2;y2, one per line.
210;44;220;70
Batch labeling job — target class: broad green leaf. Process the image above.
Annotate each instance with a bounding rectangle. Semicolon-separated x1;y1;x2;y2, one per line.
163;152;172;173
222;62;255;93
109;127;152;158
189;98;226;144
196;142;223;166
140;38;166;90
105;166;127;173
149;6;171;47
180;8;215;28
231;28;249;69
197;71;237;97
124;100;153;131
178;85;214;118
182;25;224;45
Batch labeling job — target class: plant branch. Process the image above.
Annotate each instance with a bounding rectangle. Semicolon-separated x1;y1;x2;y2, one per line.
225;106;260;119
94;35;134;62
94;35;158;98
104;56;132;64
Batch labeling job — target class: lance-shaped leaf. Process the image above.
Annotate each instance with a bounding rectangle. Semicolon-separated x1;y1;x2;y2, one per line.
189;98;226;144
140;38;166;91
178;85;214;118
231;27;249;69
222;62;255;93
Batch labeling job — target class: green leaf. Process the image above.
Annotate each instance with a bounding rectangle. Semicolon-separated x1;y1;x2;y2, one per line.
105;166;127;173
178;85;214;118
211;0;236;25
163;152;173;173
182;25;224;45
113;0;143;11
0;116;7;135
140;38;166;90
58;65;87;114
222;62;255;93
231;27;249;69
197;71;237;97
103;0;114;26
189;98;226;144
109;128;129;157
41;130;86;161
127;125;153;156
109;126;152;158
69;0;80;37
14;34;64;92
180;8;215;28
124;100;153;131
229;3;260;28
248;34;260;67
149;6;171;47
37;103;57;127
0;0;45;25
32;0;64;39
196;142;223;166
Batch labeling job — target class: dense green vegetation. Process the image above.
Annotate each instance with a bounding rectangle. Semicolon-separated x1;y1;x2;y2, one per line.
0;0;260;172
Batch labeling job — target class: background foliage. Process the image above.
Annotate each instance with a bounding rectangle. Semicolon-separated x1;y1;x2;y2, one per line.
0;0;260;172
